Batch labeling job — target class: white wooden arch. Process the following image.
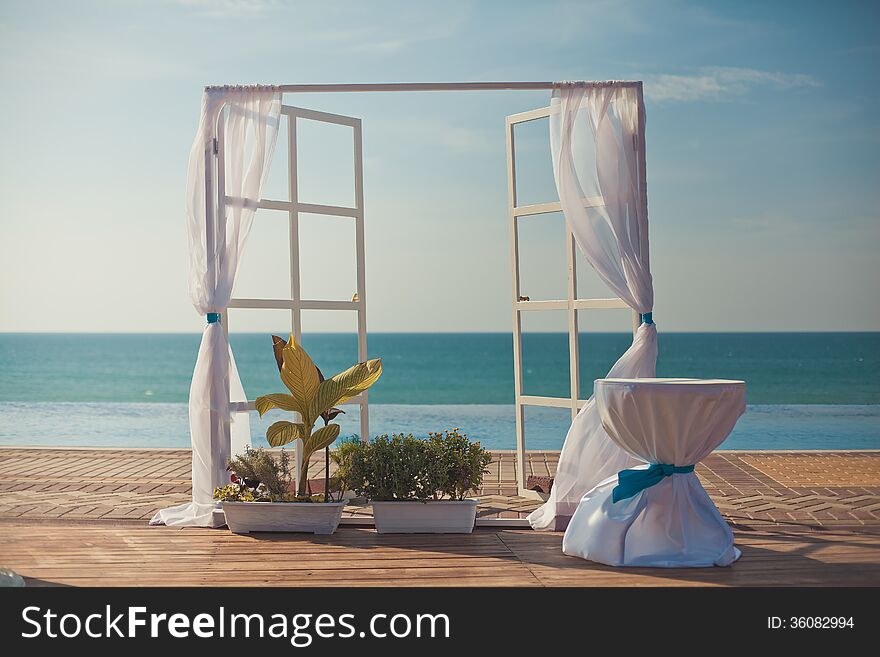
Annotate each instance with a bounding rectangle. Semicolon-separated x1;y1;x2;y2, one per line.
208;81;648;511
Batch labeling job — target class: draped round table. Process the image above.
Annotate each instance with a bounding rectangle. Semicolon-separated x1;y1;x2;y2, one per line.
562;378;746;568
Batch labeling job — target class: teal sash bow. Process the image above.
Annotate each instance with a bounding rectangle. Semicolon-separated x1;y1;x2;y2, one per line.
207;313;221;324
612;463;695;503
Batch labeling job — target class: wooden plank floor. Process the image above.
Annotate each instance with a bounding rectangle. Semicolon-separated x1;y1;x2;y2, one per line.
2;522;878;587
1;447;879;586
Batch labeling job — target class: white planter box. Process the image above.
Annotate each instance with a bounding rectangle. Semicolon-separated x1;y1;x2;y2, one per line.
222;501;345;535
371;499;478;534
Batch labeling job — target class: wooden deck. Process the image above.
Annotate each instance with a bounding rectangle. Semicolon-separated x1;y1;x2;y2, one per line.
3;522;878;587
1;447;879;586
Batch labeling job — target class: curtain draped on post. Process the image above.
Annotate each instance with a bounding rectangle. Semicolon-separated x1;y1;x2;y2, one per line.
528;82;657;531
151;87;282;527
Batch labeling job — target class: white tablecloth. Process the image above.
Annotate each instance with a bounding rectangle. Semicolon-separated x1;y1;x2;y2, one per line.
562;378;746;567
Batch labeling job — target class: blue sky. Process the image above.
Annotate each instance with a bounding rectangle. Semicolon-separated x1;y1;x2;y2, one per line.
0;0;877;333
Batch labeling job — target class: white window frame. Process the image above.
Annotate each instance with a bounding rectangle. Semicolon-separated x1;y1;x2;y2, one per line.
221;105;370;481
505;106;640;498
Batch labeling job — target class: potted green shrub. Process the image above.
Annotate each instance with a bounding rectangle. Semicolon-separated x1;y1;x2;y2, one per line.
340;429;491;533
215;335;382;535
216;446;345;534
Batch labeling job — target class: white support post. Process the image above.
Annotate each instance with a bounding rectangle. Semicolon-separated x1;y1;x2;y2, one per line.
216;115;233;467
203;128;220;502
288;114;303;344
566;227;580;420
353;118;370;443
208;110;233;527
287;112;304;487
212;112;236;487
505;116;528;495
635;82;650;333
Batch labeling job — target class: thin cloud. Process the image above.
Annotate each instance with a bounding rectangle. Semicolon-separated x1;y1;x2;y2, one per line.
169;0;278;18
726;211;880;249
646;67;820;102
846;43;880;55
0;26;193;80
301;22;460;56
372;117;496;156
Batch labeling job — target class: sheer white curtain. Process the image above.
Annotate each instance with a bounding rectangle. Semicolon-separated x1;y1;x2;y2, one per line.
529;82;656;531
152;86;281;527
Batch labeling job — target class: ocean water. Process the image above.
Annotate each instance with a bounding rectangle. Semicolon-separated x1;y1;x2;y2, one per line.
0;332;878;450
0;401;877;452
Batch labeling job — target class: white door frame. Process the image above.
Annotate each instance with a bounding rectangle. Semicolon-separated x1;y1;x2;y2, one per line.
221;105;370;487
505;106;640;499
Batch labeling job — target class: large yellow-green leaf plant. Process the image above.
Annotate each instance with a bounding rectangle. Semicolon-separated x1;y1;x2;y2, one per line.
255;335;382;498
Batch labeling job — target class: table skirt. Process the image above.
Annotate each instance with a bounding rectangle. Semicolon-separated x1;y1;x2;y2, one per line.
562;468;741;568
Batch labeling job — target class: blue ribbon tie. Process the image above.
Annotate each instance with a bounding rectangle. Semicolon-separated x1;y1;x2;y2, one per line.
640;312;653;325
207;313;221;324
612;462;694;503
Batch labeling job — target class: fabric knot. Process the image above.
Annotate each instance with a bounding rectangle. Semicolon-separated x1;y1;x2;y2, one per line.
612;462;695;503
640;312;653;325
207;313;221;324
